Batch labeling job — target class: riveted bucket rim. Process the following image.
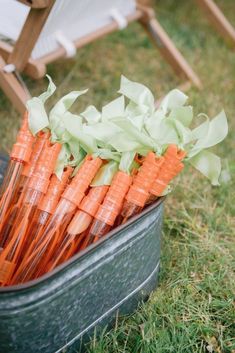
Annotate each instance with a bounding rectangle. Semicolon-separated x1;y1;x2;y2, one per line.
0;197;165;293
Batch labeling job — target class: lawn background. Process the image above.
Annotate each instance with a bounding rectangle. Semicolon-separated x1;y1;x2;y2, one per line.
0;0;234;352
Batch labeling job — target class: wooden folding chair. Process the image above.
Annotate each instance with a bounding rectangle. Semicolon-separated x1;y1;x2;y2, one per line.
0;0;202;115
196;0;235;47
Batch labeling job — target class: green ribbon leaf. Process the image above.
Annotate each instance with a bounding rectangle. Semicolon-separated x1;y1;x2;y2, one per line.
159;89;188;114
84;121;121;144
125;103;145;130
145;105;192;148
119;151;136;174
84;120;144;153
81;105;101;124
49;90;88;140
111;117;157;151
91;160;119;186
188;110;228;158
38;75;56;103
169;106;193;127
167;118;192;146
27;98;49;136
102;96;125;121
71;152;87;177
125;100;149;118
50;90;88;117
93;149;121;162
62;112;97;154
191;114;210;141
55;143;71;179
189;150;221;185
111;134;143;152
27;75;56;135
145;116;180;147
66;138;82;165
118;75;155;115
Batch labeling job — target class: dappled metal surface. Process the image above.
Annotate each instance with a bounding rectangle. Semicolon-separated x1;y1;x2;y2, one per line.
0;154;163;353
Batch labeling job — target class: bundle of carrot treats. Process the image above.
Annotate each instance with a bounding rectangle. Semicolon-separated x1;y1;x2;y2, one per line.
0;76;228;286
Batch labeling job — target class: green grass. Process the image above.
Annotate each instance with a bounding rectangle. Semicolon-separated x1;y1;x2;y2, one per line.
0;0;234;352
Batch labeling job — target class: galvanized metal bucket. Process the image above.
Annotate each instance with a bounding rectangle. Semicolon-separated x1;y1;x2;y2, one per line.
0;154;163;353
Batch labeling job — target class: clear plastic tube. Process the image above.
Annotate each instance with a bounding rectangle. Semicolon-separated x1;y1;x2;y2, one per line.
87;219;112;244
0;161;23;234
11;157;103;284
11;211;52;285
11;204;74;284
68;211;93;235
87;171;132;243
44;185;109;273
44;231;78;273
0;112;35;231
0;132;51;246
13;200;76;283
0;142;62;286
0;175;28;249
18;167;72;265
120;202;143;224
16;209;51;267
65;188;109;242
0;188;43;285
71;228;90;252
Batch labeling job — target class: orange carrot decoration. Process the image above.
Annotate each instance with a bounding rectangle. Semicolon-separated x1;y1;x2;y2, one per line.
85;171;132;245
11;167;72;285
21;168;72;257
0;142;61;286
148;144;186;203
69;185;109;246
0;74;227;287
75;184;110;251
21;131;50;186
0;131;50;249
44;184;109;273
0;112;34;234
11;156;103;284
119;152;164;224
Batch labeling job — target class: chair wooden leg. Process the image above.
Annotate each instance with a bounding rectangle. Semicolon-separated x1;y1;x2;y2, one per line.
138;6;202;89
0;56;30;114
196;0;235;47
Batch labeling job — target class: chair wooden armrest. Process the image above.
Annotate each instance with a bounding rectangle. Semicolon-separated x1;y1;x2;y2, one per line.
17;0;53;9
8;0;55;72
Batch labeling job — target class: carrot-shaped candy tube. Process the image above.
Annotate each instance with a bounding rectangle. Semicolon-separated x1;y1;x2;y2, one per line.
75;185;110;251
0;112;34;234
0;131;50;249
12;156;102;284
0;142;61;286
34;157;104;278
119;152;164;224
44;184;109;273
20;131;50;190
19;167;72;259
69;160;119;252
11;167;72;285
148;144;186;203
86;170;132;244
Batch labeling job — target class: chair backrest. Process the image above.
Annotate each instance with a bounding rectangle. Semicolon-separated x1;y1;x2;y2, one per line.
0;0;136;60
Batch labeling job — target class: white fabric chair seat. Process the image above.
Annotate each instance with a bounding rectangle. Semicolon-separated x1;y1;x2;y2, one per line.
0;0;136;60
